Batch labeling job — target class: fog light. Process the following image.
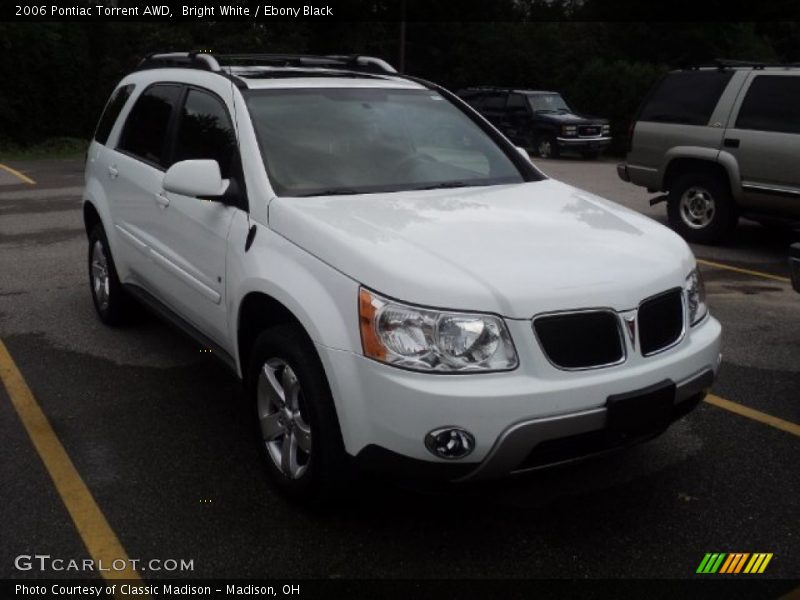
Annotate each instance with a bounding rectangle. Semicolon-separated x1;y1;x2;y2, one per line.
424;427;475;459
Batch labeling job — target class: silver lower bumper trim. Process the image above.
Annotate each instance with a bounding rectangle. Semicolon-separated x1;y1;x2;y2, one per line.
457;368;716;482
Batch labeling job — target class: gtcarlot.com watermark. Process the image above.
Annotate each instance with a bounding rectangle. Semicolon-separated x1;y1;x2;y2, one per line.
14;554;194;573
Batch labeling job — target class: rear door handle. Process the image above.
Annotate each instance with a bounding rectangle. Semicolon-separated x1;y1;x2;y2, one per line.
724;138;740;148
155;192;170;208
107;165;119;179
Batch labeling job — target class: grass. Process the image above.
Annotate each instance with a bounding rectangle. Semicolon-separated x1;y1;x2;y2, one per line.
0;137;89;161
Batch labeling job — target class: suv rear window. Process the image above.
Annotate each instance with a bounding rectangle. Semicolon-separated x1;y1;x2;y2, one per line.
94;84;134;145
735;75;800;134
639;71;733;126
118;84;182;167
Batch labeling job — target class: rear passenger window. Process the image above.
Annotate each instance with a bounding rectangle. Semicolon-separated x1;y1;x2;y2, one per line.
172;89;237;178
735;76;800;134
506;93;527;114
639;71;733;126
118;84;182;167
94;84;134;145
481;94;507;110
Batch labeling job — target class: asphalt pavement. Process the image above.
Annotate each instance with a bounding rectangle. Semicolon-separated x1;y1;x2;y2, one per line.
0;157;797;590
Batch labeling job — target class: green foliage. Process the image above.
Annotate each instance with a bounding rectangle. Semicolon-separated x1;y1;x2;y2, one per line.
0;18;797;151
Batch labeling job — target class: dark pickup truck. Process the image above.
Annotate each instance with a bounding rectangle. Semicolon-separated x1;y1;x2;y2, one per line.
457;88;611;159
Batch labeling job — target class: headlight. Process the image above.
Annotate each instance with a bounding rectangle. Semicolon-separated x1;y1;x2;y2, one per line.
358;288;518;372
685;268;708;326
561;125;577;136
602;124;610;134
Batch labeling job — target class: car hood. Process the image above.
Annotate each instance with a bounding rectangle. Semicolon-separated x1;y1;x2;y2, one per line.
268;180;695;318
539;112;607;125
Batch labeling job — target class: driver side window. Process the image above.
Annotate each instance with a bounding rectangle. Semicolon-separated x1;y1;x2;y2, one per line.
172;89;237;178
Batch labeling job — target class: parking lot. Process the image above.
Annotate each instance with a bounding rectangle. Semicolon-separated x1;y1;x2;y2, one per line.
0;156;798;588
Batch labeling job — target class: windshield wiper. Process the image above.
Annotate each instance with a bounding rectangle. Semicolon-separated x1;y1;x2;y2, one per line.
296;188;361;197
411;181;472;191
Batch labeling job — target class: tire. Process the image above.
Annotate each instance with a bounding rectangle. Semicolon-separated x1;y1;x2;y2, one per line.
88;223;134;326
536;136;560;159
246;324;349;504
667;173;738;244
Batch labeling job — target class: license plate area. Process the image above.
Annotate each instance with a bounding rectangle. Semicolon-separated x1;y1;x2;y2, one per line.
606;380;676;437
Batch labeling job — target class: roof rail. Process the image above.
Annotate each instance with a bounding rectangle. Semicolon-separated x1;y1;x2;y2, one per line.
135;52;397;75
217;53;397;74
137;52;221;72
712;58;800;70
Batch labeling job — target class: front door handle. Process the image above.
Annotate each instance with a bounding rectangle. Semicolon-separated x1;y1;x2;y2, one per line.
155;192;170;208
724;138;740;148
107;165;119;179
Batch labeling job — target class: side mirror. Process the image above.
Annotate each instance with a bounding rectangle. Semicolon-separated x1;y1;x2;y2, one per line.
515;146;532;162
163;159;229;199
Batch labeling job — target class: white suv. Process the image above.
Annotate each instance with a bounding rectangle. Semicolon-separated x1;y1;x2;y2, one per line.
84;52;722;501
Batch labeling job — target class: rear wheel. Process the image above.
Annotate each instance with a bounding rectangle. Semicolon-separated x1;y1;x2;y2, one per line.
247;324;349;503
667;173;738;244
88;224;134;326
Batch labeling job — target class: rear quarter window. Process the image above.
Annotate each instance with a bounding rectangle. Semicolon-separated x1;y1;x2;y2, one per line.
639;71;734;126
735;75;800;134
94;84;134;145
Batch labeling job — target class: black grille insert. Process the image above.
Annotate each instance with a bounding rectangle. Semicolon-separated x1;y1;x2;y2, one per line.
638;289;684;355
534;311;623;370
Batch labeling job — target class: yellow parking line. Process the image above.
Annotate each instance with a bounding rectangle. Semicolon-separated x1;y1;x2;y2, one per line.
0;339;142;586
704;394;800;437
0;162;36;185
696;258;790;284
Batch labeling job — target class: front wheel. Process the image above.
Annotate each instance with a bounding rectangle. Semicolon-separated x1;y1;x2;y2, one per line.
667;173;738;244
247;324;349;503
536;136;560;159
88;224;134;326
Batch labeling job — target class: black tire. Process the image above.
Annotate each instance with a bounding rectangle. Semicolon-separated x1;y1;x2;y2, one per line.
667;173;738;245
536;136;560;159
88;223;134;326
246;324;349;504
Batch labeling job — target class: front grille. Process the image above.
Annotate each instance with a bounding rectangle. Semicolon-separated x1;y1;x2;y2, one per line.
638;289;684;355
534;311;624;370
578;125;601;137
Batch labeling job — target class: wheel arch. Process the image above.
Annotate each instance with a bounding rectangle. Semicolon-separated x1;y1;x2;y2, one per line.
661;151;740;202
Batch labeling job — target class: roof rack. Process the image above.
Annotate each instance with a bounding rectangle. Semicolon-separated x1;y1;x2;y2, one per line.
136;52;397;75
714;58;800;69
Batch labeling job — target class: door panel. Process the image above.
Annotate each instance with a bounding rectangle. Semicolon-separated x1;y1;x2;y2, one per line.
148;87;240;346
724;73;800;217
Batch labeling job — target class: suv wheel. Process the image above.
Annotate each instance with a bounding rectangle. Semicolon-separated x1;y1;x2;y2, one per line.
88;224;134;326
247;324;349;503
667;173;738;244
537;137;559;159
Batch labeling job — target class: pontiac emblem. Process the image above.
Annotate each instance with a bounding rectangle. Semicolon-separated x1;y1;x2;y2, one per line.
624;315;636;346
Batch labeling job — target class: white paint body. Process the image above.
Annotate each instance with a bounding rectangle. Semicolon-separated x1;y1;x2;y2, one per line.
84;69;722;467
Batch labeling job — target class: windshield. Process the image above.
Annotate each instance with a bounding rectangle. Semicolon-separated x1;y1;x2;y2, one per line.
245;88;525;196
527;94;570;113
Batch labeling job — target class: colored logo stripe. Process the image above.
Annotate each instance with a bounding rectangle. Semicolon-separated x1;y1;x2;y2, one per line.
698;553;773;574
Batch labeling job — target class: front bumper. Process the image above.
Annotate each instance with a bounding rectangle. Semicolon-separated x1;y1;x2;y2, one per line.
556;136;611;152
318;315;721;480
457;369;713;481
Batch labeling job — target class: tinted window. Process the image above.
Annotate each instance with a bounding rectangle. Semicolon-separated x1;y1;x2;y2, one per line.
735;75;800;134
94;84;134;145
639;71;733;126
118;84;182;167
173;89;237;178
481;94;507;110
506;93;527;114
246;88;524;196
